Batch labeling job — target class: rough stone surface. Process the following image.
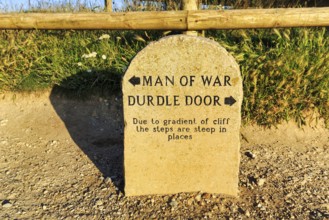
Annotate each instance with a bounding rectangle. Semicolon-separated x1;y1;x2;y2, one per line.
122;35;243;196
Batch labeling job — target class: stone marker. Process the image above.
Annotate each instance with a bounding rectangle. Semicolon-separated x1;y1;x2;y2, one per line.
123;35;242;196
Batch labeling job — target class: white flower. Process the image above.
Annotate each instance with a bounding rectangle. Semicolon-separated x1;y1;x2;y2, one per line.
82;52;97;59
90;52;97;58
77;62;82;66
99;34;110;40
87;69;92;73
102;55;107;60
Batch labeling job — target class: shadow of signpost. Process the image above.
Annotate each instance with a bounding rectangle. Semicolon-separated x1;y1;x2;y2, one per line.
49;70;125;191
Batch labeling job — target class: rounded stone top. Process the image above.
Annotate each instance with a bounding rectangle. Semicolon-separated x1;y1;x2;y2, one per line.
125;35;240;80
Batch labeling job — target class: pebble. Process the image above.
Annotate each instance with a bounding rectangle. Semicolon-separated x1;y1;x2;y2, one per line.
212;205;219;210
245;151;256;159
2;200;12;208
195;194;202;202
50;140;58;146
169;199;178;208
202;193;211;199
104;177;112;184
257;178;266;186
187;198;194;205
95;200;103;206
3;203;13;208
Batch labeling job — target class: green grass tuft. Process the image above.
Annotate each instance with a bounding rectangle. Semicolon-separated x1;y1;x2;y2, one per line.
1;28;328;126
209;28;329;126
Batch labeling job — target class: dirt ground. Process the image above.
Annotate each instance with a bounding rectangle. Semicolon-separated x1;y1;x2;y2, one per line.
0;91;328;219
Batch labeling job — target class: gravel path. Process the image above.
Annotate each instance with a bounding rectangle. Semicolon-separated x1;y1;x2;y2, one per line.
0;92;328;219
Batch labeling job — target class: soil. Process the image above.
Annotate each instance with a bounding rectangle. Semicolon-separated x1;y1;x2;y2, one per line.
0;91;328;219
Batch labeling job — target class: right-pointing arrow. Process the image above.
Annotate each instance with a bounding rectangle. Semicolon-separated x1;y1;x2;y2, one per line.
224;96;236;106
129;76;140;86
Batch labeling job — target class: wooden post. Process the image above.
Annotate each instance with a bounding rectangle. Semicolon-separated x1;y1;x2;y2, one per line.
105;0;112;12
182;0;198;36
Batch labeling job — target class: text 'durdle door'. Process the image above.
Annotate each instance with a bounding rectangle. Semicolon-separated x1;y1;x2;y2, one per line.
123;35;242;196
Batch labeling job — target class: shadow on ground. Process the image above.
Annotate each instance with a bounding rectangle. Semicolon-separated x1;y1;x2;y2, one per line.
49;70;125;191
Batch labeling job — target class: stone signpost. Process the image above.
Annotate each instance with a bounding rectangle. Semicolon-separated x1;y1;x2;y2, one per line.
123;35;242;196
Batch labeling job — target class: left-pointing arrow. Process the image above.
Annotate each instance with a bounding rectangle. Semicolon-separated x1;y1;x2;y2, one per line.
129;76;141;86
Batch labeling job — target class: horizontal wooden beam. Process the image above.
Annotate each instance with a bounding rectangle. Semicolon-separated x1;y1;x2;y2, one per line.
0;11;187;30
189;8;329;29
1;8;329;30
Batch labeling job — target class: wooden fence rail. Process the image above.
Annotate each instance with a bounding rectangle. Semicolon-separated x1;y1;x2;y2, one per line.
1;8;329;30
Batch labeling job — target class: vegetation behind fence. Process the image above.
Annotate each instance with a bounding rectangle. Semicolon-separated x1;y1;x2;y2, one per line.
0;1;328;127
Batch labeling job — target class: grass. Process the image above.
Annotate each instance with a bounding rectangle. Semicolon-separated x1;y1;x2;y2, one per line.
0;1;328;127
209;28;329;126
0;30;164;92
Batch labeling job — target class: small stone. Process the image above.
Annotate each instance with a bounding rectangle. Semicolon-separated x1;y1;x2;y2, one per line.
3;203;13;208
42;205;47;210
245;151;256;159
95;200;103;206
50;140;58;146
187;198;194;205
104;177;112;184
2;200;12;208
195;194;202;202
169;199;178;208
257;178;266;186
202;193;211;199
238;207;245;214
245;210;250;217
